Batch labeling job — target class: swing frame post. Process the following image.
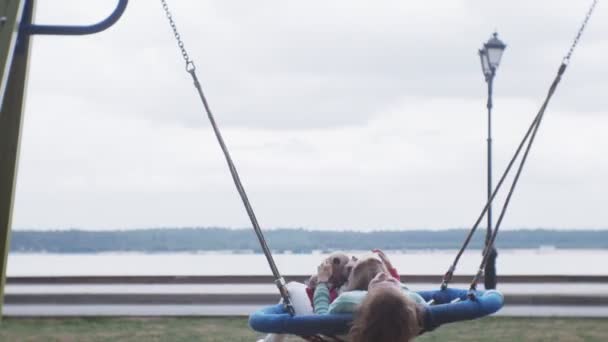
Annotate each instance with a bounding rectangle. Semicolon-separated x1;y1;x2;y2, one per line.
21;0;128;35
0;0;30;321
0;0;129;320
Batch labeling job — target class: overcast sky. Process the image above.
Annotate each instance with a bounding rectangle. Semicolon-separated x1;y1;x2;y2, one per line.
11;0;607;231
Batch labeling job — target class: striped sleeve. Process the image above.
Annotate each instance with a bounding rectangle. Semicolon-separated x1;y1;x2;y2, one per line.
313;282;330;314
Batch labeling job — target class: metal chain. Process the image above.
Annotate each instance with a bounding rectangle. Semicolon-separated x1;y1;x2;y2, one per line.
564;0;599;63
160;0;195;71
158;0;295;315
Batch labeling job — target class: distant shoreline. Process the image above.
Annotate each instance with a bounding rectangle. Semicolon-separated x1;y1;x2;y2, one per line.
9;228;608;253
7;247;608;255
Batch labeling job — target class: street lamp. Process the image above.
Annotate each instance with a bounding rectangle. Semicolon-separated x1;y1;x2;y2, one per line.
478;32;506;290
479;32;507;80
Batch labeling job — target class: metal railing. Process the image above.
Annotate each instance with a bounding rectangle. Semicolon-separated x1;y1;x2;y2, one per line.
7;274;608;285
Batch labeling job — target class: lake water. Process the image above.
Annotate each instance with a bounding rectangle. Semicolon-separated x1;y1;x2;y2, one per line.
4;249;608;317
6;249;608;276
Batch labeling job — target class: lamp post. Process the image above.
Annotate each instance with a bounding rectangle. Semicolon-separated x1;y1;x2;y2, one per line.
478;32;506;290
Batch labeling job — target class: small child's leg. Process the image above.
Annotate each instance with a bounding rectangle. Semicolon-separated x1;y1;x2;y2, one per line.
286;281;314;315
257;334;286;342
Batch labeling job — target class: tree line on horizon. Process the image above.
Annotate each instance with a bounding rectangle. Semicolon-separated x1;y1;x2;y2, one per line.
8;228;608;253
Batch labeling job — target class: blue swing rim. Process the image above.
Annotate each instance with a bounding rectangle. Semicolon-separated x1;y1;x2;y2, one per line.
249;288;504;336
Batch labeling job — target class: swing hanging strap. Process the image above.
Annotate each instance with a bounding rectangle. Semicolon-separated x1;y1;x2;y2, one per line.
470;0;599;291
442;0;599;290
159;0;295;315
469;61;566;291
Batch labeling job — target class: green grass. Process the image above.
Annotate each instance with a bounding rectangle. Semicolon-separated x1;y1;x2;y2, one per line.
0;317;606;342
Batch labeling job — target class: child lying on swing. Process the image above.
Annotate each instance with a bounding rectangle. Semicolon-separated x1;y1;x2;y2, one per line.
314;256;426;341
305;249;400;304
258;250;401;342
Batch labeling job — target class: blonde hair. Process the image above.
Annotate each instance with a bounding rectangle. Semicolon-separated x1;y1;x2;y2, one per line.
349;287;422;342
343;257;387;291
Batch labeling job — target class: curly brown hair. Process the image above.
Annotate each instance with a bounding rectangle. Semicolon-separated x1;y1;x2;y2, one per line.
349;287;422;342
343;258;387;291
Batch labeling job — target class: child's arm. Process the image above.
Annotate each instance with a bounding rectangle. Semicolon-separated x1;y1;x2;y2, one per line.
313;260;333;314
388;266;400;279
313;282;331;314
306;275;318;289
373;249;400;280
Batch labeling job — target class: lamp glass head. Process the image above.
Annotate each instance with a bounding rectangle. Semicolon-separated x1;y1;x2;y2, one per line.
479;48;491;76
484;32;506;68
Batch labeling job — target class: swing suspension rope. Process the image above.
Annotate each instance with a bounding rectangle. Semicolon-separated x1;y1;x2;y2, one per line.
442;0;599;292
159;0;295;315
160;0;598;305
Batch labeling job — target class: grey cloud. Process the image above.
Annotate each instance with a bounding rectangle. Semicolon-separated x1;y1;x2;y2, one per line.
28;0;607;130
13;1;607;230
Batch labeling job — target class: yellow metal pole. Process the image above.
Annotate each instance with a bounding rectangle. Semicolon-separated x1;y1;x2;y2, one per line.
0;0;31;320
0;0;25;105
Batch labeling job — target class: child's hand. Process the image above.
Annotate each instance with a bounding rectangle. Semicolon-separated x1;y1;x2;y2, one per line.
317;260;333;283
373;249;394;270
306;275;319;288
